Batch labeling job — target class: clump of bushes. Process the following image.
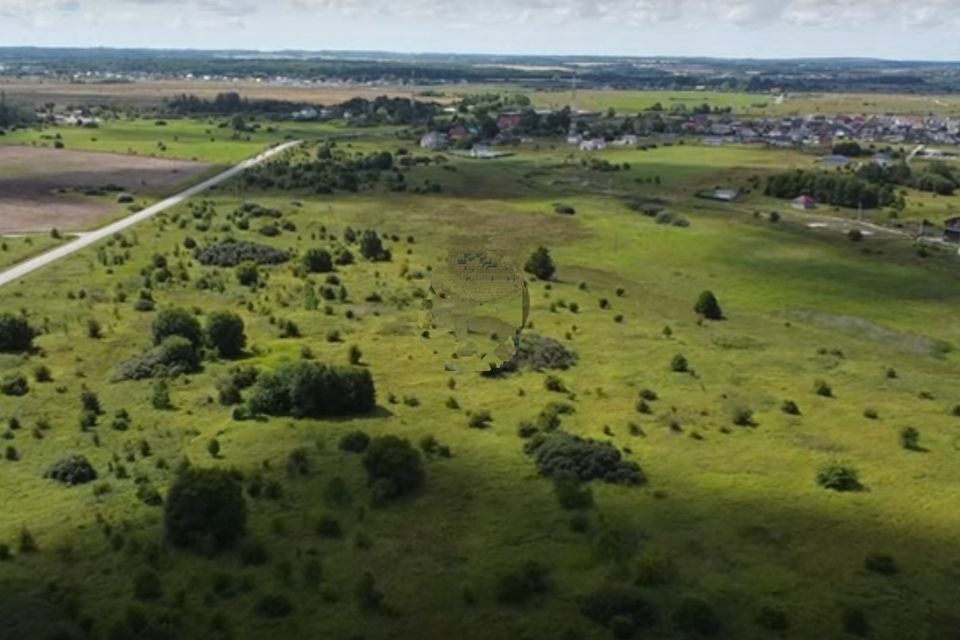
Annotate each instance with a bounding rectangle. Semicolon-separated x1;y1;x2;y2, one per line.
303;248;333;273
164;468;247;553
194;239;289;266
44;454;98;485
247;362;375;418
0;373;28;396
483;334;578;376
117;336;200;380
864;553;898;575
362;435;424;502
524;432;645;485
580;583;658;634
339;430;371;453
206;311;246;358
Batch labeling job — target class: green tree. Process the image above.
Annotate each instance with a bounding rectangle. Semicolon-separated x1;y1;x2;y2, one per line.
302;248;333;273
152;307;203;349
694;290;724;320
164;468;247;553
524;246;555;281
0;313;37;353
359;230;389;261
206;311;246;358
362;436;424;501
235;261;259;287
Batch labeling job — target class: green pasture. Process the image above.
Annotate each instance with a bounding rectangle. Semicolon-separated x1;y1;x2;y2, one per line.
1;130;960;640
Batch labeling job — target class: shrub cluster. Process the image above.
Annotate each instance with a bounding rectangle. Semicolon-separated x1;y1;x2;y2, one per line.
164;468;247;553
44;454;98;485
484;334;578;376
0;313;38;352
194;239;290;266
361;435;424;502
524;432;645;485
247;362;376;418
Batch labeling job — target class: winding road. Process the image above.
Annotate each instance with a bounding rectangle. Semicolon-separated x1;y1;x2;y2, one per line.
0;140;301;290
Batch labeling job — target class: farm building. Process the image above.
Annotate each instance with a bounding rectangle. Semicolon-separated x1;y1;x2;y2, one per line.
793;195;817;210
420;132;448;150
579;139;607;152
944;217;960;243
697;188;740;202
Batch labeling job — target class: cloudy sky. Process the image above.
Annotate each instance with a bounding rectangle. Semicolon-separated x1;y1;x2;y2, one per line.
1;0;959;59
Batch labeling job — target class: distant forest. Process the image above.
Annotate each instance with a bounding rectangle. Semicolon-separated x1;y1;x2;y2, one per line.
3;47;960;93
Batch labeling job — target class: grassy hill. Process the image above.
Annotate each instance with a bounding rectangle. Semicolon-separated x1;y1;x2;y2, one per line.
1;127;959;640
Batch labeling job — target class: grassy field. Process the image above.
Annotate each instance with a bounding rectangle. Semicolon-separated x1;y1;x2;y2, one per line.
1;132;960;640
1;118;341;165
0;233;66;269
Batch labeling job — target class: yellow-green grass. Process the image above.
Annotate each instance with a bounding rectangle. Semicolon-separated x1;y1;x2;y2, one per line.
0;234;66;270
2;137;960;640
1;118;343;165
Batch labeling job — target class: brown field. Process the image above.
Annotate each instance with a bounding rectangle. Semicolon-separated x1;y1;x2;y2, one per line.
0;79;435;107
0;146;211;233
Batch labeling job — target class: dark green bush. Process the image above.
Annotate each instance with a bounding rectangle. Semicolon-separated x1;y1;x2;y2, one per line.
164;468;247;553
694;290;724;320
152;307;203;348
117;335;201;380
45;454;97;485
339;430;371;453
816;462;862;492
755;606;790;631
525;432;644;485
554;472;594;510
483;334;578;376
781;400;800;415
133;570;163;601
303;248;333;273
0;373;28;396
316;515;343;538
362;435;424;501
524;246;555;280
255;594;293;618
0;313;37;353
247;362;376;418
670;354;689;373
194;239;289;266
206;311;246;358
580;583;658;632
900;426;921;451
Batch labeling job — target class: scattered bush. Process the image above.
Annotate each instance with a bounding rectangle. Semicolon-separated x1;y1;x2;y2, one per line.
117;335;200;380
303;248;333;273
255;594;293;618
580;583;658;633
842;607;870;637
164;468;247;553
670;354;689;373
524;246;555;281
483;334;578;376
755;606;790;631
781;400;800;415
235;261;259;286
816;462;862;492
362;435;424;502
468;410;493;429
359;230;391;262
45;454;97;485
525;432;644;485
694;290;724;320
814;379;833;397
495;561;550;605
339;430;371;453
0;373;28;396
316;515;343;538
900;426;921;451
553;472;594;510
0;313;37;352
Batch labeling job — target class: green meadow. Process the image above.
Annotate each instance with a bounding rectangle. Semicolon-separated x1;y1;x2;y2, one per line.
1;130;960;640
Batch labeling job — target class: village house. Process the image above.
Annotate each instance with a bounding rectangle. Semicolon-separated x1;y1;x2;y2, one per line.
793;195;817;210
579;139;607;152
943;217;960;243
420;132;448;150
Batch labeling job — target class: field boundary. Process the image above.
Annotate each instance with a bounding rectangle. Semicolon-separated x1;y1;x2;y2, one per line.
0;140;301;289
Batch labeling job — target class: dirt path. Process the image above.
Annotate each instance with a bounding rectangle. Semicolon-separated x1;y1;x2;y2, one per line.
0;141;301;289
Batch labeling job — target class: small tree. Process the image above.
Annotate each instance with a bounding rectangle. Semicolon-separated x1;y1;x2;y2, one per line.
359;230;389;261
348;345;362;366
0;313;37;353
206;311;246;358
152;381;172;410
524;247;555;281
235;261;259;287
207;438;221;458
899;427;921;451
362;436;424;502
816;462;862;492
303;248;333;273
164;468;247;553
152;307;203;349
694;290;724;320
670;354;689;373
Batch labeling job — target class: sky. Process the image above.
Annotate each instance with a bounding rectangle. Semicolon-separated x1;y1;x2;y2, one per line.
1;0;959;60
